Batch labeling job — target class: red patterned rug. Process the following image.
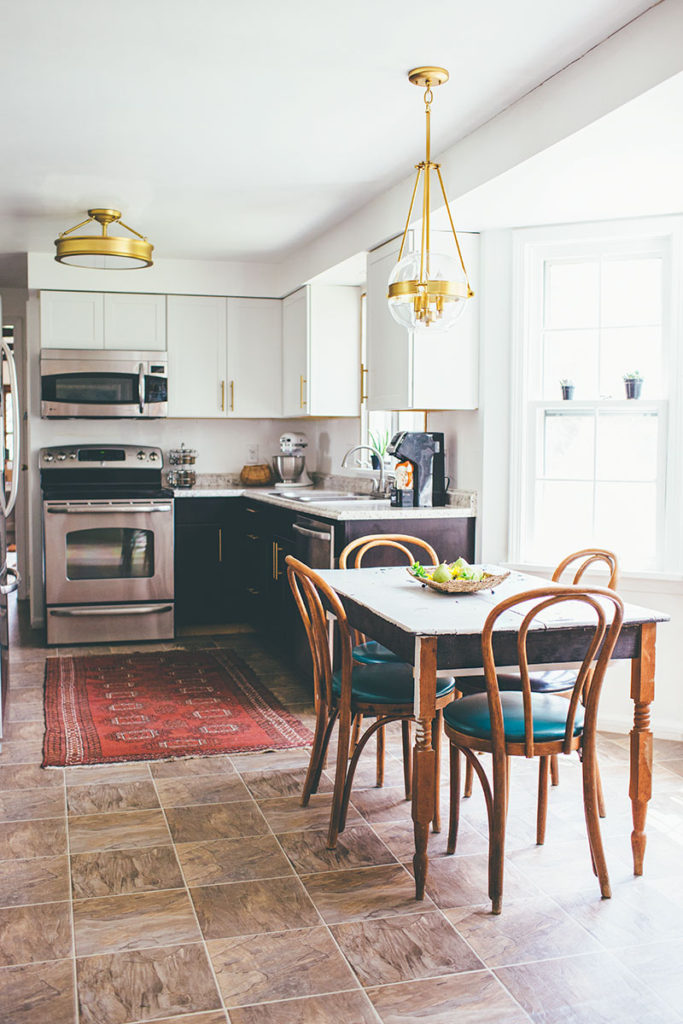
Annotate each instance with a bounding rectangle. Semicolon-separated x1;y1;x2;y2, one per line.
42;649;313;768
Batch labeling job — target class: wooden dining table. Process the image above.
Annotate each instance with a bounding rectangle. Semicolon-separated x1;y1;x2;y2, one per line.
316;565;669;900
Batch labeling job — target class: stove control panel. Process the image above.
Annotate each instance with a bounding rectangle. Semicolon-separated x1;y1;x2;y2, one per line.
39;445;164;470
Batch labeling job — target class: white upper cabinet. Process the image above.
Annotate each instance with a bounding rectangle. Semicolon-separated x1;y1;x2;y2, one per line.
40;290;166;350
167;295;227;418
167;295;282;419
226;298;282;418
103;293;166;350
282;285;360;418
40;291;104;349
366;231;480;410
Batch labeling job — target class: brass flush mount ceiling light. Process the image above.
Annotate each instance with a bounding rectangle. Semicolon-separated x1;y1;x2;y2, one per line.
388;66;473;332
54;208;154;269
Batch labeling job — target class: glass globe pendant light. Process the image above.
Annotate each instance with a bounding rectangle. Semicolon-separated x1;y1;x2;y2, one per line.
388;67;473;333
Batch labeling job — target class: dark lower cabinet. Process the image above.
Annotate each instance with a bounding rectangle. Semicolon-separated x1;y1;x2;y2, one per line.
174;496;476;673
174;498;243;627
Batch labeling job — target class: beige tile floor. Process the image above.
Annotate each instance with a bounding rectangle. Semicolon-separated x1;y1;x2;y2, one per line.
1;612;683;1023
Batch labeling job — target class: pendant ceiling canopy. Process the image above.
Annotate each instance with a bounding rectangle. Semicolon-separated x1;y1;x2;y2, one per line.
54;208;154;269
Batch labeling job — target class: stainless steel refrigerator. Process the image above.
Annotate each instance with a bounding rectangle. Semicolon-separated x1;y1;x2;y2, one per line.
0;319;21;748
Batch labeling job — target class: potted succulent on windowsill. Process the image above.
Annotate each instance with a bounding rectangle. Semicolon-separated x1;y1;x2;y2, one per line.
369;428;391;469
560;378;575;400
623;371;643;399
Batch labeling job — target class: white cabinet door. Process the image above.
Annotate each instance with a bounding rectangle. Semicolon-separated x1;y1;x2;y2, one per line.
366;232;479;411
167;295;227;418
282;289;309;417
411;233;479;410
366;243;412;409
103;293;166;350
309;286;360;417
226;298;282;417
40;291;104;348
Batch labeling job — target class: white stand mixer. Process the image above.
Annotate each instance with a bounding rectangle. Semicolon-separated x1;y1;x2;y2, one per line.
272;432;314;488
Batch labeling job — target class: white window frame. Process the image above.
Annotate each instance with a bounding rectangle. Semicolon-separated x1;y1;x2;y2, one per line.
509;217;683;576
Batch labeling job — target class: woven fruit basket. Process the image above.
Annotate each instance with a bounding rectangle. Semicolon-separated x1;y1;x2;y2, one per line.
407;566;510;594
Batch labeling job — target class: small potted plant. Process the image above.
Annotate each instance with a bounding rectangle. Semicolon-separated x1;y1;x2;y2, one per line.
560;378;575;400
623;371;643;400
369;428;391;469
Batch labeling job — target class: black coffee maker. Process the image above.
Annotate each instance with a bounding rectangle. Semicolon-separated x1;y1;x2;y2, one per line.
387;431;446;507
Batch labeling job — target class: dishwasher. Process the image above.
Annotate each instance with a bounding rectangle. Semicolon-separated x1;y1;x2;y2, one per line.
292;516;335;570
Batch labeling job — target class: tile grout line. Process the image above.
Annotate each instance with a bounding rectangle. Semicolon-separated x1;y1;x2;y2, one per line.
147;769;230;1023
62;751;80;1024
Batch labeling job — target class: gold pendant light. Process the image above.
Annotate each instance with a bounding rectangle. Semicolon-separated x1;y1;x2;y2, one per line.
54;208;154;269
388;67;473;332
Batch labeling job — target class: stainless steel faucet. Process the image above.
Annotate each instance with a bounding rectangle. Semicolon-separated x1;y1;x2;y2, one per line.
341;444;385;495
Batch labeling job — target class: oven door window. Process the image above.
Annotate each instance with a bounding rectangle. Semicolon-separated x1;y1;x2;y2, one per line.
42;372;139;405
65;528;155;580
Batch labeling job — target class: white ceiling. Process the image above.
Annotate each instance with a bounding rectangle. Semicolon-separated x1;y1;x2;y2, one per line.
0;0;662;264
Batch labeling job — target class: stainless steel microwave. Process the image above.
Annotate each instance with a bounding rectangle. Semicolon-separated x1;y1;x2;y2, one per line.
40;349;168;418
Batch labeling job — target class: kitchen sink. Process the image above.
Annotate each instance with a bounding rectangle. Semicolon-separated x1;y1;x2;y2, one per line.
269;490;388;503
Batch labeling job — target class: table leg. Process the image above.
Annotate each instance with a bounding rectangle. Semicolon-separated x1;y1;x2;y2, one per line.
412;635;437;900
629;622;656;875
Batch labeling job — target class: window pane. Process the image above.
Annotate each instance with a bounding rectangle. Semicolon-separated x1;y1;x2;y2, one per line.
542;329;598;399
599;326;663;398
532;481;594;563
545;261;599;329
594;482;657;569
601;258;663;328
542;412;594;480
596;413;659;481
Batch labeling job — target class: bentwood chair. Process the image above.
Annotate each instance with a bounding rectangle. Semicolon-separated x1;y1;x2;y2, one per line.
286;555;455;849
338;534;440;796
444;585;624;914
458;548;619;810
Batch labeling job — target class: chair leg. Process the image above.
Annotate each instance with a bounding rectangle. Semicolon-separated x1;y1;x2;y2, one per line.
447;743;461;854
350;713;362;755
464;757;474;798
581;742;611;899
550;754;560;787
489;752;508;914
301;706;331;807
596;761;606;818
432;710;442;833
327;710;351;850
401;720;412;799
376;724;385;787
537;756;549;845
338;715;404;833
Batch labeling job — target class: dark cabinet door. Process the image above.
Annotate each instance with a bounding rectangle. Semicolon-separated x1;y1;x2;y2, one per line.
174;522;232;625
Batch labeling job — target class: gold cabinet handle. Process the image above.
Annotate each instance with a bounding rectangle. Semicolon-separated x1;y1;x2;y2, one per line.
360;363;368;404
300;375;307;409
272;540;281;581
220;380;225;412
246;532;259;541
218;528;222;563
230;380;234;412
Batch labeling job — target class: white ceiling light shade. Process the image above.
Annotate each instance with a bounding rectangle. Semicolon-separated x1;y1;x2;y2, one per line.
54;208;154;269
388;67;473;333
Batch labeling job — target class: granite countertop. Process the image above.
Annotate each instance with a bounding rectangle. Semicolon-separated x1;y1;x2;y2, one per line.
172;483;476;520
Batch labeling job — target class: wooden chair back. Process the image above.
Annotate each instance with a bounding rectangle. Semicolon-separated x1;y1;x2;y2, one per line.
285;556;354;710
552;549;619;590
481;586;624;758
339;533;438;569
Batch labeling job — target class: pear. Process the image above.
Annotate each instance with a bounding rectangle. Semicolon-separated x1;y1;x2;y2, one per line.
432;562;452;583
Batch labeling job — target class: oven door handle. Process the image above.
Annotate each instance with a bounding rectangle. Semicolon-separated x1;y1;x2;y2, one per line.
138;363;145;414
0;566;20;596
50;604;174;617
46;504;173;514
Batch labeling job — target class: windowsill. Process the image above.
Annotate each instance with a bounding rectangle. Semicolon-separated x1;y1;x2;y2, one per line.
504;562;683;595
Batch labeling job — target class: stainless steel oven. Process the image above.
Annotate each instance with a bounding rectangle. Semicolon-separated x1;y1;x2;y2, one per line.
40;445;174;644
40;349;168;418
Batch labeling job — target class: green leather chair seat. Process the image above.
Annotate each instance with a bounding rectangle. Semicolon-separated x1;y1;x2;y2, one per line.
443;691;584;743
333;662;456;705
352;640;403;665
455;669;578;697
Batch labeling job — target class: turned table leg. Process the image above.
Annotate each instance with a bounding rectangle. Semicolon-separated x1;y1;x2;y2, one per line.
412;635;437;900
630;622;656;875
